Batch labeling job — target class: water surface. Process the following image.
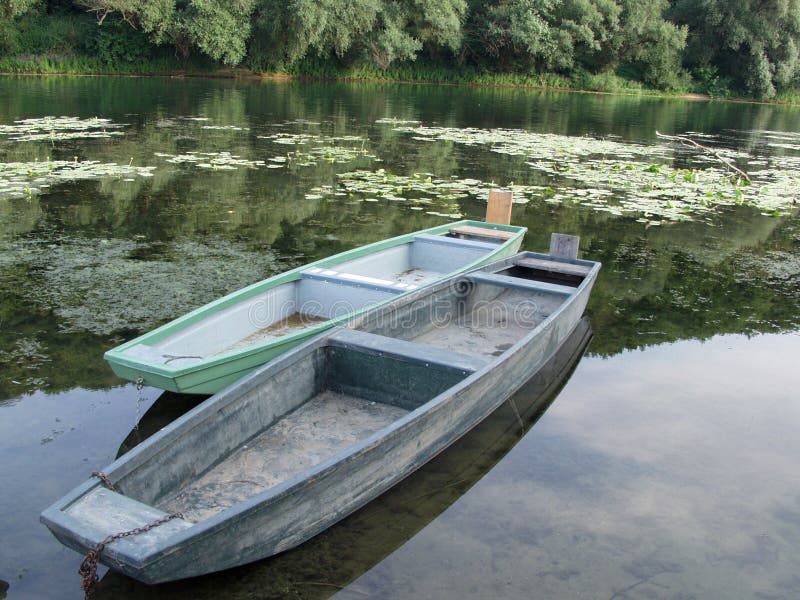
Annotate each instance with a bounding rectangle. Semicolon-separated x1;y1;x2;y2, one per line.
0;76;798;599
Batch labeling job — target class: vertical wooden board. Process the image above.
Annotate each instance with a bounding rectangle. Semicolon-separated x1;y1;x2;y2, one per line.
549;233;580;259
485;190;513;225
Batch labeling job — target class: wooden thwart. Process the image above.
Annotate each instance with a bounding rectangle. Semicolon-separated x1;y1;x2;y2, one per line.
515;257;591;278
451;225;515;241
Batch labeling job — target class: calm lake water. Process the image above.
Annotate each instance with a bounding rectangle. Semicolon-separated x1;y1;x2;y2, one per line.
1;76;799;600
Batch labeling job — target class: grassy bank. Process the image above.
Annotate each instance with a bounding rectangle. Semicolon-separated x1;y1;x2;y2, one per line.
280;60;664;96
8;55;800;105
0;54;217;76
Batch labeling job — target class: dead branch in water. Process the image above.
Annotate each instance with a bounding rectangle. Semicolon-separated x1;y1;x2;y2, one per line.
656;131;751;183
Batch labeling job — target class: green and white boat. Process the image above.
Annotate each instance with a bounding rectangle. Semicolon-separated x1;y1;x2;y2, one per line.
104;220;526;394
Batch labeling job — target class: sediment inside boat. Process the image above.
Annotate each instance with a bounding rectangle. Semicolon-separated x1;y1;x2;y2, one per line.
409;287;564;358
214;312;328;356
159;392;408;521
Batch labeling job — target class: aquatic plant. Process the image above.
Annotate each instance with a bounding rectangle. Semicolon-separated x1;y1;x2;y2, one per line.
259;133;377;168
0;159;155;200
201;125;250;131
154;152;265;170
0;116;126;142
0;237;286;335
377;126;800;223
375;118;421;125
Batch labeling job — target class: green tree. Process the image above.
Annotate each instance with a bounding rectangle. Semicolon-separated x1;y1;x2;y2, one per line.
367;2;422;69
249;0;465;71
1;0;39;52
477;0;568;70
249;0;381;69
74;0;256;64
615;0;687;88
469;0;685;88
672;0;800;97
368;0;467;69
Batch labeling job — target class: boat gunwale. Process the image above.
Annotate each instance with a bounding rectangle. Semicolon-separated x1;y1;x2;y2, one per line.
44;251;599;572
103;220;527;380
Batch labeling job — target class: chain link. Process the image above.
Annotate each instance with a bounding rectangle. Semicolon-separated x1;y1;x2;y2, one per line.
90;471;115;491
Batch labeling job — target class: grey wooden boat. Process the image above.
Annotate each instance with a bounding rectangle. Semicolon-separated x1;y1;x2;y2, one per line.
98;318;593;598
41;248;600;585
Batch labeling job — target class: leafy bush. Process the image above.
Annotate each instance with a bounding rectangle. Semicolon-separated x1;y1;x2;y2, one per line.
85;19;157;66
691;65;731;98
12;11;95;56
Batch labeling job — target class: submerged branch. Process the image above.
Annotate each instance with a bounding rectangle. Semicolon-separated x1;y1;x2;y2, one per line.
656;131;751;183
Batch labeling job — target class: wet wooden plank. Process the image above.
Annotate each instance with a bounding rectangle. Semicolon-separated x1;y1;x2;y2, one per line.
68;488;189;527
514;256;592;277
468;272;576;295
330;329;489;373
485;190;513;225
549;233;580;259
450;225;515;241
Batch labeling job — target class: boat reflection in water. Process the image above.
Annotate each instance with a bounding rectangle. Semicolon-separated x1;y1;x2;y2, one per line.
96;317;592;599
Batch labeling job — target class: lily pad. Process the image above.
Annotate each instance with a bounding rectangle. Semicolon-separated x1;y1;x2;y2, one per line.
0;159;156;200
258;132;377;168
155;151;265;170
389;126;799;222
0;116;126;142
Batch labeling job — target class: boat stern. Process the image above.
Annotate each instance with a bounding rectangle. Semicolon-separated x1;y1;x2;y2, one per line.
41;479;194;584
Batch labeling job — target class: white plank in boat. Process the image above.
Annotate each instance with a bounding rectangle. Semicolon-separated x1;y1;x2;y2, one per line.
515;257;592;277
338;272;397;286
450;225;515;241
469;272;576;295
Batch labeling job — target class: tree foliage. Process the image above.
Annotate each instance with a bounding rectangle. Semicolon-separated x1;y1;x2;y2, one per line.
2;0;37;17
672;0;800;97
470;0;684;88
2;0;800;97
249;0;381;69
69;0;255;64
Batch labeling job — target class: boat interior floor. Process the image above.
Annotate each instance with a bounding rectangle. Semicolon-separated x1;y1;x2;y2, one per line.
159;391;409;522
409;287;564;359
213;313;329;357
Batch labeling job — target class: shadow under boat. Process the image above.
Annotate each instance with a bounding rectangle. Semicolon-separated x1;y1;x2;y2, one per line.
96;317;592;600
117;393;209;459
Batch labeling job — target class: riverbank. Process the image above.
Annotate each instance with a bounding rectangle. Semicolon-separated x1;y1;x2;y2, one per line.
3;54;800;105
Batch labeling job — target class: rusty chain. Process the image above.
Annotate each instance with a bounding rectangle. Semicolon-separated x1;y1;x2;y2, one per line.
90;471;115;491
79;472;184;599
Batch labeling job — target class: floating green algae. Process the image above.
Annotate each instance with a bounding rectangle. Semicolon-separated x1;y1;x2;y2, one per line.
375;118;421;125
1;237;286;335
259;133;377;168
201;125;249;131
